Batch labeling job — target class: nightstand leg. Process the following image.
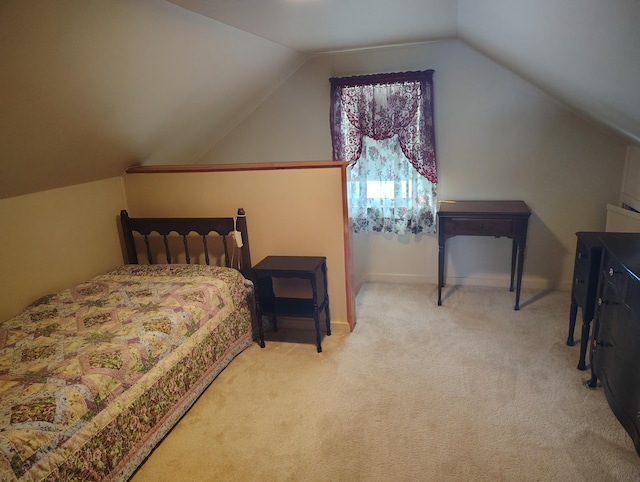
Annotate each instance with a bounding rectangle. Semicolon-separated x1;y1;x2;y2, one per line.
256;311;265;348
314;314;322;353
312;279;322;352
322;261;331;336
514;244;525;310
325;307;331;336
437;244;444;305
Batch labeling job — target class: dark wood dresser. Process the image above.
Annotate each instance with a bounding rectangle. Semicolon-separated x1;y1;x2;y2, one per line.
567;232;605;370
587;233;640;456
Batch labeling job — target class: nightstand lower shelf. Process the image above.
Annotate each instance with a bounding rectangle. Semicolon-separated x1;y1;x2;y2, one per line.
252;256;331;353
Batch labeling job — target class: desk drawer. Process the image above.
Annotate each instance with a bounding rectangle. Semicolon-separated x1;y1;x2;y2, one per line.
447;218;513;237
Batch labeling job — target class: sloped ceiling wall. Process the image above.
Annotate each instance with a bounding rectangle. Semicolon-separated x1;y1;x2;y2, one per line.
1;0;638;200
172;0;640;145
0;0;302;199
458;0;640;145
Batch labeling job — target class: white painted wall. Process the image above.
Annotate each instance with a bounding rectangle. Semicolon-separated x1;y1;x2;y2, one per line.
201;40;627;291
621;146;640;211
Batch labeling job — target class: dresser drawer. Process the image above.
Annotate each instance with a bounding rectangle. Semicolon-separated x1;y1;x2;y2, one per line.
602;252;629;295
572;244;590;301
599;297;640;368
572;274;588;308
628;277;640;315
594;336;640;434
446;218;513;237
570;235;603;314
573;241;591;279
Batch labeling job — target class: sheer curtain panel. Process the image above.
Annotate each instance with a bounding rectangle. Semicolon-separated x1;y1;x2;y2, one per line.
330;70;438;234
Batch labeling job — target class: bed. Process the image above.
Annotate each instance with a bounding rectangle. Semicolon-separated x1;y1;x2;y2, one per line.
0;209;255;481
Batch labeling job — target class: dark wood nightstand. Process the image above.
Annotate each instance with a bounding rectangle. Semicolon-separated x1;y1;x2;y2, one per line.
252;256;331;353
567;232;604;370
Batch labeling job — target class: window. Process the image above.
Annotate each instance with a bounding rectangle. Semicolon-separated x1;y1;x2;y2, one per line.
365;181;411;200
330;71;438;234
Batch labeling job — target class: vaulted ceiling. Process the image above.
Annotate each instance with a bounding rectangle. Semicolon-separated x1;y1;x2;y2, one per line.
170;0;640;143
1;0;638;200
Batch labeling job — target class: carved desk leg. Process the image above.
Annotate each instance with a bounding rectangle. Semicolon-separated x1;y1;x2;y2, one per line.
437;243;445;306
514;242;526;311
510;239;517;292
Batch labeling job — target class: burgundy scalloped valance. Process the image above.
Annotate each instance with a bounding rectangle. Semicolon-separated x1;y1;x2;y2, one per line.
329;70;437;184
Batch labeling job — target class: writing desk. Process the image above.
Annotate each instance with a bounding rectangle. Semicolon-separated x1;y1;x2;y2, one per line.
437;200;531;310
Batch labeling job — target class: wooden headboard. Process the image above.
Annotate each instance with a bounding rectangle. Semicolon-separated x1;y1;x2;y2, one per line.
119;208;252;278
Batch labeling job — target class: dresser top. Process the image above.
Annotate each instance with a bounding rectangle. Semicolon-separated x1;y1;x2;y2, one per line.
576;231;606;249
599;233;640;281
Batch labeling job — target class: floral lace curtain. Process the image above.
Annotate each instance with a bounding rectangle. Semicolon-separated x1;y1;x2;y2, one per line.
330;70;438;234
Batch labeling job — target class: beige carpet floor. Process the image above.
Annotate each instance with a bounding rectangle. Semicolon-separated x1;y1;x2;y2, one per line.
130;283;640;481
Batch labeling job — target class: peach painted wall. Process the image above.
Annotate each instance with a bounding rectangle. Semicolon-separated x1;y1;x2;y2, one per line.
0;177;126;322
122;167;350;333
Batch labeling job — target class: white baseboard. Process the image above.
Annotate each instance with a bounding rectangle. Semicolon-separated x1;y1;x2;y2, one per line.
365;273;571;291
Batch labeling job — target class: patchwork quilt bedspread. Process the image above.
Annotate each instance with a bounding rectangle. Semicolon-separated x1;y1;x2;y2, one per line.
0;264;253;481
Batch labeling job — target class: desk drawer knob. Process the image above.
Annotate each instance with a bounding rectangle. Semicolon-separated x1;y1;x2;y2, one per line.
575;278;584;285
609;267;616;277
